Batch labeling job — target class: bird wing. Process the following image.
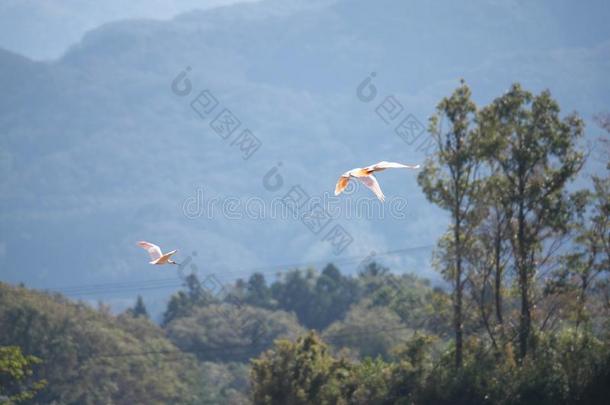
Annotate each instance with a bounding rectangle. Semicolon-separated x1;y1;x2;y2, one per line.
346;168;371;177
137;241;163;261
165;249;177;257
358;175;385;202
335;175;351;196
367;161;420;172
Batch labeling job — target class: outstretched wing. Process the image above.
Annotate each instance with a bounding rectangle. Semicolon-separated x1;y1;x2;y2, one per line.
334;175;351;196
358;175;385;202
367;161;420;172
137;241;162;261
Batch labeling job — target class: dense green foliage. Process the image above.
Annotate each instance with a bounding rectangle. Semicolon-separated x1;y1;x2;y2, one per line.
0;284;196;404
251;328;610;404
0;283;284;404
0;346;46;404
0;266;447;404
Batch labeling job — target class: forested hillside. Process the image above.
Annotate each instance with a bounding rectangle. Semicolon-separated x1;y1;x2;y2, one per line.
0;263;449;403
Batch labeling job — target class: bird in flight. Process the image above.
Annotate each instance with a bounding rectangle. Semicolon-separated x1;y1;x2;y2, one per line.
137;241;179;265
335;161;420;202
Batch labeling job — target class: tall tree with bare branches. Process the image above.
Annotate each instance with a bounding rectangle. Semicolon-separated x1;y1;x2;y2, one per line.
478;84;585;359
418;80;483;368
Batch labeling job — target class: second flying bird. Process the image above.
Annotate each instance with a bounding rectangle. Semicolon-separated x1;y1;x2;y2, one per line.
335;161;420;202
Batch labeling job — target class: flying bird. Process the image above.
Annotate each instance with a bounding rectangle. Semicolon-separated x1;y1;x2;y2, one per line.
334;161;420;202
137;241;179;265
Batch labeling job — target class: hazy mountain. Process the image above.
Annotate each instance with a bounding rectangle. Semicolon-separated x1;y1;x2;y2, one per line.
1;0;608;317
0;0;263;60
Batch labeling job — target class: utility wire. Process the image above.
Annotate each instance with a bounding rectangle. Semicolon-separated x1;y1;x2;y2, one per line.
43;244;435;297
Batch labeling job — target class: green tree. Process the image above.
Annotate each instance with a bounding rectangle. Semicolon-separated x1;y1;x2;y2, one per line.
556;174;610;330
184;361;251;405
271;269;317;328
478;83;585;359
165;304;305;362
418;80;482;368
323;303;409;360
310;264;361;331
250;332;348;405
128;295;148;318
463;195;511;350
469;170;511;339
0;346;46;404
339;357;394;404
358;261;391;298
244;273;275;309
163;273;216;325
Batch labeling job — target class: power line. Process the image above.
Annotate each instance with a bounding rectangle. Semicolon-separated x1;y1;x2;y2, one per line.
44;244;435;297
63;282;184;297
55;277;180;293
